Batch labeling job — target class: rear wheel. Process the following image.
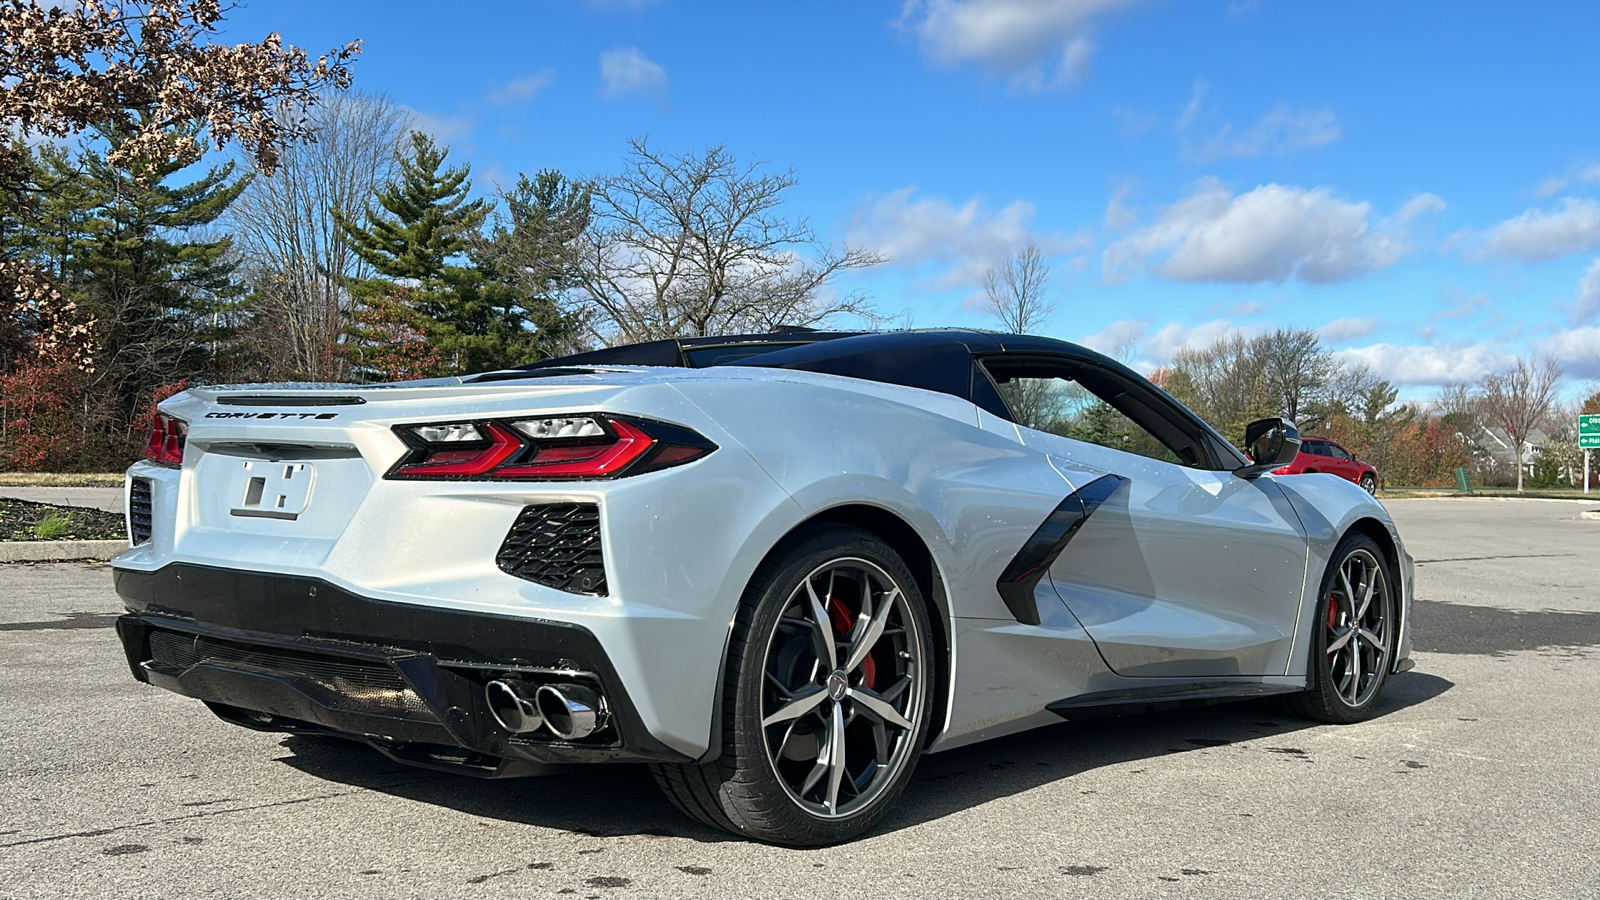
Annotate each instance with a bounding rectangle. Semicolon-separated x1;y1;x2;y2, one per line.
1283;533;1395;723
651;525;933;846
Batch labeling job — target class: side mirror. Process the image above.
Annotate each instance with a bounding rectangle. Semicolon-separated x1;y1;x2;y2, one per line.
1235;417;1301;480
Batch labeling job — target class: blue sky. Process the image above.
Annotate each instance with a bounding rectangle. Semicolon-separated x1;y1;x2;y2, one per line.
219;0;1600;399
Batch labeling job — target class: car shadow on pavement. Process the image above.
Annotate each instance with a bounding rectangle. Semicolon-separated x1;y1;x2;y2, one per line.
274;671;1452;846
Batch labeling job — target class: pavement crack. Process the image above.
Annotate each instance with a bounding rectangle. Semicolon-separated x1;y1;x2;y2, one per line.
0;791;356;849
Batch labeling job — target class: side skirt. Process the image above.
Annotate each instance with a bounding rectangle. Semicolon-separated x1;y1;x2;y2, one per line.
1046;681;1303;721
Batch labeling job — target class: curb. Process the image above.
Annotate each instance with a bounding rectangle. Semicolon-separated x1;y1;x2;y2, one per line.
0;540;127;563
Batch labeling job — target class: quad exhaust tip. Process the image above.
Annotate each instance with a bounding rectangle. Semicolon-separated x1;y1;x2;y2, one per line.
485;679;609;740
536;683;608;740
485;680;544;734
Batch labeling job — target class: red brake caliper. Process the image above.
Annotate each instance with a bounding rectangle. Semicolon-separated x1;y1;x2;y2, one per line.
828;595;876;690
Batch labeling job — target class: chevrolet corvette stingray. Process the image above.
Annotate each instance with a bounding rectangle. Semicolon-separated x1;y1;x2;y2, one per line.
113;329;1414;845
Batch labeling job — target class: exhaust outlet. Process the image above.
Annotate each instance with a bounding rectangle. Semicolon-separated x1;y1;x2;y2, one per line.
535;683;608;740
484;680;544;734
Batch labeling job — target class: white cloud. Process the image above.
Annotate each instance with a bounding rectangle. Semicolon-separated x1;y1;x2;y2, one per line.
1189;104;1341;161
1318;316;1382;342
1102;180;1418;285
848;187;1091;288
485;70;555;105
1140;319;1261;364
1532;163;1600;198
409;109;474;145
1104;182;1138;229
1475;198;1600;262
1570;258;1600;325
599;47;667;98
899;0;1141;91
1387;192;1446;227
1337;342;1516;386
1174;80;1209;132
1077;318;1150;355
1538;326;1600;380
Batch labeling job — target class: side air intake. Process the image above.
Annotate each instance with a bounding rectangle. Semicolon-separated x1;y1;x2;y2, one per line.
495;503;607;595
129;477;153;545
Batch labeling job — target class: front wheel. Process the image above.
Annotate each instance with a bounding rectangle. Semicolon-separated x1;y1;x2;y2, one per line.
651;525;933;846
1283;533;1396;723
1359;473;1377;494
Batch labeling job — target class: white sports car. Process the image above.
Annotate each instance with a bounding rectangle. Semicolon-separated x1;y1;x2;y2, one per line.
113;329;1413;845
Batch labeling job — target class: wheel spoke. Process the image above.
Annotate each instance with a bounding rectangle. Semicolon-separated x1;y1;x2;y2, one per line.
844;587;897;673
802;577;838;671
1355;565;1377;619
773;720;802;759
1359;626;1386;652
762;685;827;728
880;674;912;703
799;749;830;798
870;716;889;766
847;685;913;730
763;670;794;699
1326;626;1353;655
1338;568;1357;621
825;702;847;813
1346;632;1363;702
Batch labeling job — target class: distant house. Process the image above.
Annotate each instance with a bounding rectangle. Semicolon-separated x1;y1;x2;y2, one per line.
1460;422;1547;478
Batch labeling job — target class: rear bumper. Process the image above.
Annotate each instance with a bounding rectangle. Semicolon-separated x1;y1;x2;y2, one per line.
113;564;695;771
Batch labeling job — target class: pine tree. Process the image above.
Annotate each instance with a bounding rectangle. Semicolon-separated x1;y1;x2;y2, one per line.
69;129;249;436
474;170;592;359
338;131;490;283
337;131;561;377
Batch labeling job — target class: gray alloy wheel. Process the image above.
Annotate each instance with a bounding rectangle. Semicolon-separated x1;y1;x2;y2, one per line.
1360;473;1377;494
650;524;933;846
759;556;928;819
1284;534;1395;723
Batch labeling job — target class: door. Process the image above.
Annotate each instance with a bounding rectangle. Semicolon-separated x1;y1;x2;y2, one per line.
981;355;1311;678
1323;441;1359;483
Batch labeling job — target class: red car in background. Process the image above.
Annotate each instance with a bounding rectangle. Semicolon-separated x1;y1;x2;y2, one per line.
1274;436;1379;493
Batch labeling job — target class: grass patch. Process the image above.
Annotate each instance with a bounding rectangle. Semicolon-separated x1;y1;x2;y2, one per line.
31;510;74;540
0;498;124;541
0;472;124;487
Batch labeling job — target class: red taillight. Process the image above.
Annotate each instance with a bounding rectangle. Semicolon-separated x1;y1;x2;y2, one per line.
394;422;522;476
143;414;186;467
387;415;714;481
495;418;651;478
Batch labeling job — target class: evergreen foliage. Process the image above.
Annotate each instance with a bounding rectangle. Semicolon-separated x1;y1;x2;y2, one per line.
337;132;576;376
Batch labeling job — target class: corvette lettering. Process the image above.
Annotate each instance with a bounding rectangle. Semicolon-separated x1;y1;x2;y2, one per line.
204;412;338;419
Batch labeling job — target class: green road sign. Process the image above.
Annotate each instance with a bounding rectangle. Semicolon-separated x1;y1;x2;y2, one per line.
1582;414;1600;449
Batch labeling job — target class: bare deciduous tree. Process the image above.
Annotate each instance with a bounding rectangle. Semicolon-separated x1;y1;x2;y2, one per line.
1477;356;1563;492
1254;327;1337;425
228;91;411;379
982;245;1054;334
573;138;883;345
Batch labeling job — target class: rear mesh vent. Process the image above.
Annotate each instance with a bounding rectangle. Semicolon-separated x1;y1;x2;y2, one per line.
129;477;153;545
147;630;431;719
496;503;607;595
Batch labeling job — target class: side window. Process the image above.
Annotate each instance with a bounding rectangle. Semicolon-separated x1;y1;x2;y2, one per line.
983;362;1191;466
1305;440;1328;457
1325;443;1352;460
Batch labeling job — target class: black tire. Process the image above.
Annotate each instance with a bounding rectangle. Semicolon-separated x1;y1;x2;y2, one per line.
1283;532;1396;723
651;524;934;846
1359;474;1377;494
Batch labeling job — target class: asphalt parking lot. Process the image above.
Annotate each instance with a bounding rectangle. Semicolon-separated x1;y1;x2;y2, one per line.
1;498;1596;899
